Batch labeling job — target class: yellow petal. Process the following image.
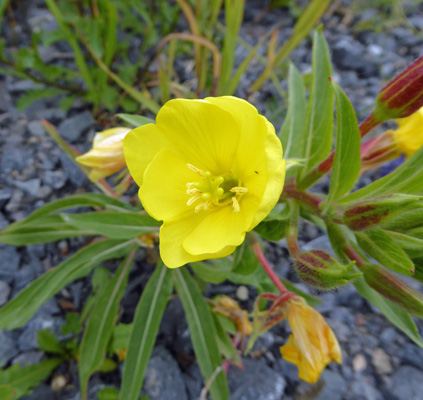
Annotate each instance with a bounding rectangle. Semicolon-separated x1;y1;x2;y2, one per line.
155;99;240;174
123;124;169;186
249;122;286;229
183;203;253;255
140;148;198;221
93;127;130;147
160;211;235;268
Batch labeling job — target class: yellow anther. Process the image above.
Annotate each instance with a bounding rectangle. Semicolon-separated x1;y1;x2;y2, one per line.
230;186;248;195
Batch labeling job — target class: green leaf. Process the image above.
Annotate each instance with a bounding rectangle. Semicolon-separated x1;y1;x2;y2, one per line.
0;358;62;398
191;259;233;284
213;314;242;368
280;62;306;162
231;240;260;275
98;387;119;400
340;145;423;204
298;26;334;181
120;263;173;400
0;385;15;400
356;229;415;276
110;323;132;355
16;89;64;111
62;212;161;239
79;250;135;397
254;204;290;242
10;193;135;227
116;113;155;127
324;82;361;211
37;329;65;355
0;215;96;245
0;239;135;330
173;268;230;400
354;277;423;348
386;231;423;259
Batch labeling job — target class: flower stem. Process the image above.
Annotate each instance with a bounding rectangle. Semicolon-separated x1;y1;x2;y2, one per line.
298;112;380;189
251;241;287;294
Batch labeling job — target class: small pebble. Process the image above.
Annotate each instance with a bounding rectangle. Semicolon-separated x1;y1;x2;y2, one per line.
236;285;249;301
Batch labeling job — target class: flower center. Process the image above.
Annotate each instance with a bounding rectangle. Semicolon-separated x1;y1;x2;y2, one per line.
186;164;248;213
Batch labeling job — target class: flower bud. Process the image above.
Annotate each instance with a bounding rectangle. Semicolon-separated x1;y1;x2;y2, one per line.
374;56;423;121
76;127;131;181
362;263;423;318
294;250;361;290
343;194;422;231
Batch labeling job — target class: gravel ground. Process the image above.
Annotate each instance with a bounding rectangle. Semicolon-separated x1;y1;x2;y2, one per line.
1;1;423;399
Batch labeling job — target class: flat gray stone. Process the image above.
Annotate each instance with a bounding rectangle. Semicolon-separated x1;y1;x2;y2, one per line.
58;111;94;142
391;366;423;400
228;358;286;400
143;346;188;400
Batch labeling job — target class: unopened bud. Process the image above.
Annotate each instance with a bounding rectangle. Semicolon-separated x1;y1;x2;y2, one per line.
343;194;422;231
374;56;423;121
362;264;423;318
381;206;423;231
294;250;360;290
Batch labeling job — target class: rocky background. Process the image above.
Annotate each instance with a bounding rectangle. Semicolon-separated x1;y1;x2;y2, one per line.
0;1;423;399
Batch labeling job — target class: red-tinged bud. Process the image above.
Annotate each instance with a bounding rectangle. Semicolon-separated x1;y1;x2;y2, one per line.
374;56;423;122
362;264;423;318
294;250;361;290
343;194;422;231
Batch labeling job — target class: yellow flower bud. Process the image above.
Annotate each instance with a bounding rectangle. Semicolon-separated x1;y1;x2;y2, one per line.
280;298;342;384
76;127;131;181
391;107;423;157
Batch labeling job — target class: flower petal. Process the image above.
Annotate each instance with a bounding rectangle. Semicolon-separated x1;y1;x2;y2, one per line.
160;211;235;268
155;99;240;174
123;124;169;186
140;148;198;221
183;202;255;255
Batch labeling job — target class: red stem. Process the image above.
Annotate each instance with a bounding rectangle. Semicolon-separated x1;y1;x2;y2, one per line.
252;242;287;294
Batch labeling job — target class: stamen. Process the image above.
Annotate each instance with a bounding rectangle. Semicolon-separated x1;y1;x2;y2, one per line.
187;188;200;195
187;193;201;206
187;163;205;176
232;197;240;212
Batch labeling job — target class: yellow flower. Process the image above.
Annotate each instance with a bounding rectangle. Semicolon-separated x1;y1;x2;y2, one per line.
392;106;423;157
76;127;131;181
123;97;285;268
280;298;342;384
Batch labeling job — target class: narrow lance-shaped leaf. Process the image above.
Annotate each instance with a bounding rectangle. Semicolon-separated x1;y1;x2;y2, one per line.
0;215;96;246
173;267;230;400
280;62;306;162
0;239;135;330
298;26;334;181
116;113;155;127
8;193;136;228
340;145;423;204
354;277;423;348
62;212;161;239
120;263;173;400
356;229;415;276
79;250;136;398
324;81;361;211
